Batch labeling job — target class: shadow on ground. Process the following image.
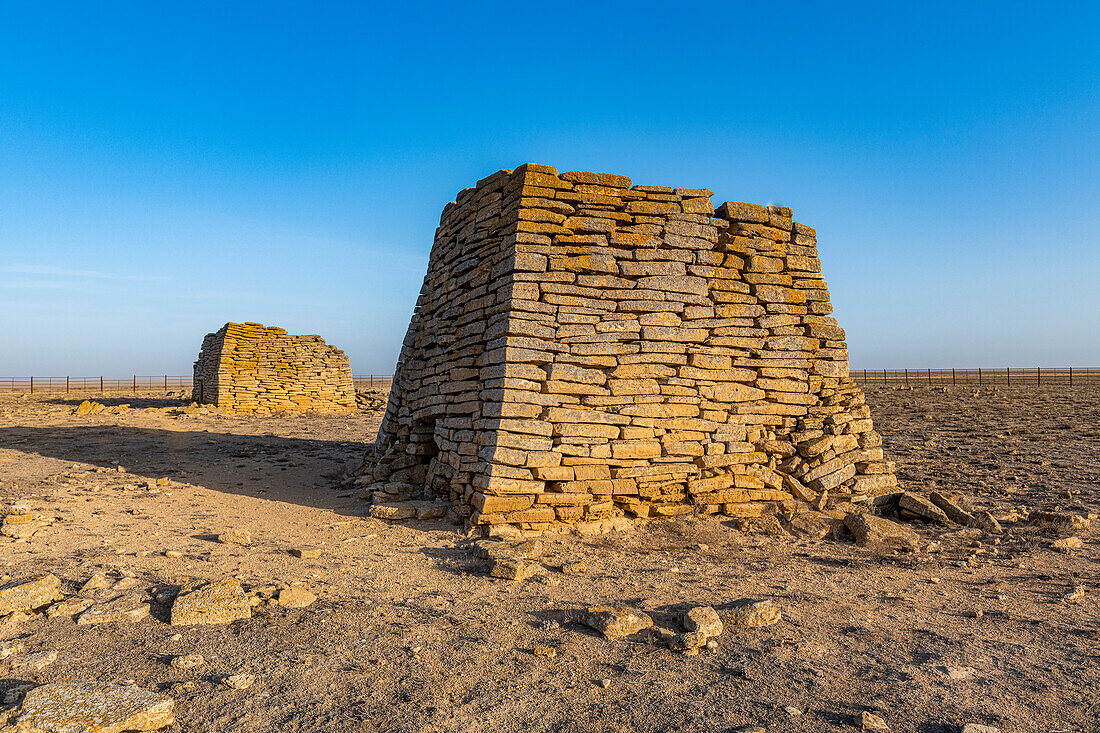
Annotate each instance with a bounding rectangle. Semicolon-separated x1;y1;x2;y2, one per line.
0;425;370;516
38;396;191;409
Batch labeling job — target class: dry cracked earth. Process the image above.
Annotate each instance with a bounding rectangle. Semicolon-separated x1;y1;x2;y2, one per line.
0;386;1097;732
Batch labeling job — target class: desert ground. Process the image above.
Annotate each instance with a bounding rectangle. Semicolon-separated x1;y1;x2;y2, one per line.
0;386;1097;732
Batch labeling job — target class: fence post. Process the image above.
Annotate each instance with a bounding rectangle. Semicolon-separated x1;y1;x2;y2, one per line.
100;376;103;394
904;368;909;387
1037;366;1040;386
30;376;33;394
1007;368;1010;387
1069;366;1072;387
66;376;70;394
952;368;956;386
133;375;136;393
882;368;886;386
927;368;931;385
164;375;168;392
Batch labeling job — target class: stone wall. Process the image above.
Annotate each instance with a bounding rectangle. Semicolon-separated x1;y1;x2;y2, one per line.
358;165;896;531
193;322;355;413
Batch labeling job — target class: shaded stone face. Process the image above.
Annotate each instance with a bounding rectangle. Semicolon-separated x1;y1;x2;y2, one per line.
192;322;355;413
360;164;896;531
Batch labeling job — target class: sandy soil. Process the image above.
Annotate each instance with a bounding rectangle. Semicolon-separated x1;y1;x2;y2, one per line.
0;387;1097;733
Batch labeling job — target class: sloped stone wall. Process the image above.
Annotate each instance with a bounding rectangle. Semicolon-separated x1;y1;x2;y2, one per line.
359;165;895;530
193;322;355;413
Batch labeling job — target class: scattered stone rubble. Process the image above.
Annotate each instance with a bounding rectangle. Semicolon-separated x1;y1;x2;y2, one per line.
0;570;315;641
192;322;355;413
354;164;897;533
579;598;781;652
1;503;51;541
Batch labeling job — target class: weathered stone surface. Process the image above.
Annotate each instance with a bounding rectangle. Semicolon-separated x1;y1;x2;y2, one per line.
9;681;173;732
277;586;317;608
972;510;1003;534
369;503;417;521
683;606;723;637
583;605;653;639
192;322;355;413
169;578;251;626
474;539;542;581
718;599;782;628
929;491;975;526
76;595;150;625
785;512;842;539
897;492;949;523
356;165;893;530
74;400;106;416
1052;536;1083;551
1029;511;1090;533
845;513;921;551
669;630;709;652
0;574;63;616
857;711;890;731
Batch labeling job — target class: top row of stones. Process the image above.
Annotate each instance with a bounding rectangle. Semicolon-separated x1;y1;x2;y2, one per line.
506;163;713;198
458;163;812;236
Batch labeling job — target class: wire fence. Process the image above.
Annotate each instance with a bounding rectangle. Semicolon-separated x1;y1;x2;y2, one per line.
2;369;1095;394
0;375;395;395
856;368;1099;388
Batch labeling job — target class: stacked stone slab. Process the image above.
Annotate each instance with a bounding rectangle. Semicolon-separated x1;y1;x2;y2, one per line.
192;322;355;413
358;164;896;530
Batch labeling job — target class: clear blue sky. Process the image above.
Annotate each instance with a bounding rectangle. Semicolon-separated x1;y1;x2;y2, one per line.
1;1;1098;375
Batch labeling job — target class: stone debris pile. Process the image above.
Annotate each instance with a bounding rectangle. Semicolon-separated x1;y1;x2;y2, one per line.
192;322;355;413
355;164;897;532
578;598;781;653
0;571;316;637
1;503;51;541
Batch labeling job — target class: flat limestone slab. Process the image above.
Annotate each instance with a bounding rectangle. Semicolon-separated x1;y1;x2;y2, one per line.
0;574;63;615
169;577;250;626
9;680;173;732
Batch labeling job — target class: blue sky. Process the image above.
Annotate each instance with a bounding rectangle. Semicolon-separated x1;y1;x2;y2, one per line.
1;1;1098;375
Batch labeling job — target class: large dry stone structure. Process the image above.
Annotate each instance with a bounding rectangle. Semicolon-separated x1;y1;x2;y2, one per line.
193;322;355;413
359;164;896;531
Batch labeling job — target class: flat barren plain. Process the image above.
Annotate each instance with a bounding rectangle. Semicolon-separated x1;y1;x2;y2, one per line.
0;386;1097;732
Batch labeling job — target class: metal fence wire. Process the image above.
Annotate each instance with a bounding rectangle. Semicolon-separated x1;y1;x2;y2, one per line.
1;369;1096;394
857;368;1098;388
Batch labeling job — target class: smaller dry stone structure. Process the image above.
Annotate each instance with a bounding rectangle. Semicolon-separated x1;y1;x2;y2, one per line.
357;164;897;532
192;322;355;413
